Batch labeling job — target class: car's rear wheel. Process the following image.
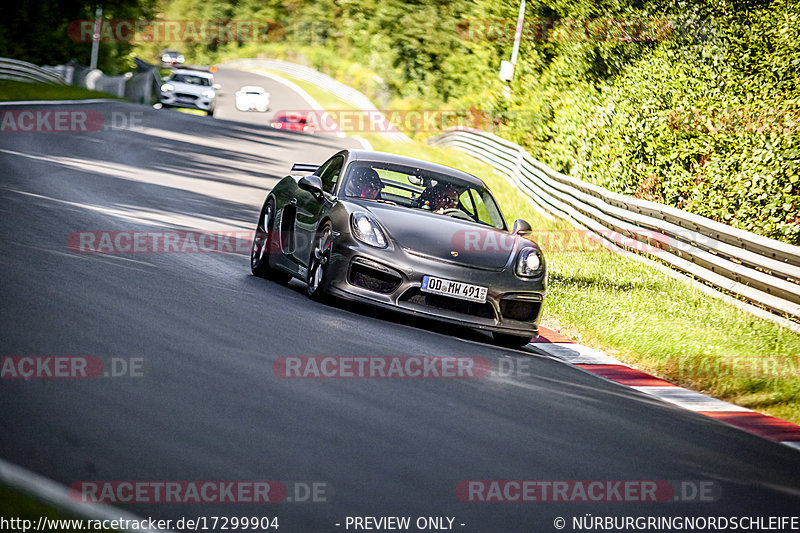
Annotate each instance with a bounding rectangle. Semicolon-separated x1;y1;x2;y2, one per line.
492;332;532;348
251;199;290;282
307;223;333;301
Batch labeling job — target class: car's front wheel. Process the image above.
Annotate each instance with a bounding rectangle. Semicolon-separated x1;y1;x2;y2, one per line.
251;199;290;282
492;332;532;348
307;222;333;301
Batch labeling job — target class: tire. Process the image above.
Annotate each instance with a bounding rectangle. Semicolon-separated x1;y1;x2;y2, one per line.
306;222;333;301
250;199;290;282
492;332;532;348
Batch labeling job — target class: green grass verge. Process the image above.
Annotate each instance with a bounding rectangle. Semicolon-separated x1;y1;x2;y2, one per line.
0;80;123;102
0;484;121;532
247;68;800;425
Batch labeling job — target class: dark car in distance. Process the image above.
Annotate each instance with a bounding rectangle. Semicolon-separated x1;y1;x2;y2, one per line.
250;149;546;347
160;49;185;66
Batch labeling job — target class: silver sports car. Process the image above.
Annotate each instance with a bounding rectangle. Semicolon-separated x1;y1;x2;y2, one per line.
250;149;546;347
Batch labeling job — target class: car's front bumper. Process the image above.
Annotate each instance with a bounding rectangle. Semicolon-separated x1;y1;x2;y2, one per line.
325;236;545;338
160;92;214;112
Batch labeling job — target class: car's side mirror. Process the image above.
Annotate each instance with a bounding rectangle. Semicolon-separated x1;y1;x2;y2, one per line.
513;218;532;235
212;83;221;90
298;175;324;199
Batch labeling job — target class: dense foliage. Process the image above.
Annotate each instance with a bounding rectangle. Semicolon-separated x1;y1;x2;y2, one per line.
0;0;157;74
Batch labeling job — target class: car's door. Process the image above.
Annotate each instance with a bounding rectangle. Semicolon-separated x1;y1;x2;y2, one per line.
291;154;344;266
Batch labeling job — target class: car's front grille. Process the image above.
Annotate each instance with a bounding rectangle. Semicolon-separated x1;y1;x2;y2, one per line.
175;93;198;101
348;258;402;293
399;288;496;320
499;296;542;322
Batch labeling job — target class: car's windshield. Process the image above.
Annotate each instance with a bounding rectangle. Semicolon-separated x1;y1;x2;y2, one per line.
170;74;211;86
342;161;506;230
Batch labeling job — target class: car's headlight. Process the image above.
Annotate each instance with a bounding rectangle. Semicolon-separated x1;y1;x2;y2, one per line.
201;89;216;99
515;247;544;278
351;213;387;248
160;83;174;92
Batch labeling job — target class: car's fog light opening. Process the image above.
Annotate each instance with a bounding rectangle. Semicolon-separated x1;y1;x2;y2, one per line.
348;258;402;293
499;295;542;322
400;288;496;320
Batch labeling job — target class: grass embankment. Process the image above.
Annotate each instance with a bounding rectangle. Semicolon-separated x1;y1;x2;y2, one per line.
0;484;120;532
254;69;800;424
0;80;122;102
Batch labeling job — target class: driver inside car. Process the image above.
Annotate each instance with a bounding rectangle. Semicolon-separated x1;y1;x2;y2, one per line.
429;184;460;214
345;167;384;200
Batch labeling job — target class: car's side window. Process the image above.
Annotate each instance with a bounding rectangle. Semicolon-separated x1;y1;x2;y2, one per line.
318;156;344;194
462;188;494;226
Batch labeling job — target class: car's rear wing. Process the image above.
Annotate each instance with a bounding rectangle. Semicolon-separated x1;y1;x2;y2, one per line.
291;163;319;174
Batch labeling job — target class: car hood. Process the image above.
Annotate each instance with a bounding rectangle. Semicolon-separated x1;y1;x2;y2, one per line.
350;200;521;270
168;81;211;95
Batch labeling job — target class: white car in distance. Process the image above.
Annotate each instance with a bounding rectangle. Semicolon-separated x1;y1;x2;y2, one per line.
235;86;270;112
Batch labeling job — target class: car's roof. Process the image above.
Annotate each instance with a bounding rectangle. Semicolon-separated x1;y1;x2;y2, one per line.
345;149;487;187
239;85;266;92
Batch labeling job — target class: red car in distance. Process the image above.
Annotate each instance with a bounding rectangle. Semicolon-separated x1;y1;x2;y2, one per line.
270;112;315;133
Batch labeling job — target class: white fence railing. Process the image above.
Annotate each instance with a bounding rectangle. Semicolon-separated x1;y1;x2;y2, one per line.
429;127;800;327
221;58;410;143
0;58;67;85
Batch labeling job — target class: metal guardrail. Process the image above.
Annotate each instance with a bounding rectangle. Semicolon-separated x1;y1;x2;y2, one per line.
221;58;411;143
0;58;67;85
429;127;800;324
0;57;161;105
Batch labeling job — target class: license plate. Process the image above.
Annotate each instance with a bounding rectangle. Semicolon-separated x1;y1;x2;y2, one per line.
421;275;488;303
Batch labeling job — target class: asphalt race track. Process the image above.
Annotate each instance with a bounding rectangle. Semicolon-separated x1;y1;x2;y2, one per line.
2;68;800;532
